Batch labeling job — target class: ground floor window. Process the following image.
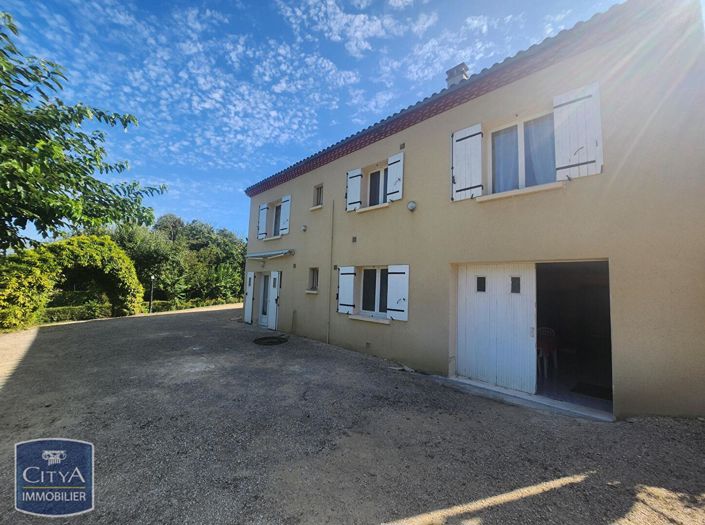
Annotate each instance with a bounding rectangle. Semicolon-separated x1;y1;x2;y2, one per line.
337;264;408;320
361;267;388;317
308;267;319;291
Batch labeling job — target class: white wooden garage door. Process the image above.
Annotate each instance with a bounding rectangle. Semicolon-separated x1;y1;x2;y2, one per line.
457;263;537;394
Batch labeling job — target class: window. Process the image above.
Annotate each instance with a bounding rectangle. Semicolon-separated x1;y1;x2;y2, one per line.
257;195;291;239
308;268;319;291
492;125;519;193
524;114;556;187
346;152;403;212
361;267;389;317
511;277;521;294
368;168;389;207
313;184;323;207
476;276;486;292
491;113;556;194
337;264;409;320
273;204;282;236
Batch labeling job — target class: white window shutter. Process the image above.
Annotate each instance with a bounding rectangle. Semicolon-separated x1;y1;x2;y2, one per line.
386;264;409;321
451;124;483;201
553;82;603;181
386;152;404;202
279;195;291;235
257;203;268;240
346;169;362;211
337;266;355;314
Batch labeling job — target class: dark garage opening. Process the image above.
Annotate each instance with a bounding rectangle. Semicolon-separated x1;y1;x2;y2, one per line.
536;261;613;413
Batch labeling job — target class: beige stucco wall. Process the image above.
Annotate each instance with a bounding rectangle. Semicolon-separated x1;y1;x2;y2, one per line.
245;4;705;418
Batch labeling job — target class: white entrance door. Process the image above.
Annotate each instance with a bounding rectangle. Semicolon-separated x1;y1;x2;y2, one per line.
457;263;536;394
259;274;270;327
267;271;280;330
244;272;254;324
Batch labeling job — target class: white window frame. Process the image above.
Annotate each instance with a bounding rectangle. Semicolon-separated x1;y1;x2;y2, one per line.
358;266;388;319
272;203;282;236
488;111;555;195
366;167;389;207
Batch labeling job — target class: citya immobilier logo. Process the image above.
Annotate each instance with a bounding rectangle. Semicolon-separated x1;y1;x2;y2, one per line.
15;438;94;517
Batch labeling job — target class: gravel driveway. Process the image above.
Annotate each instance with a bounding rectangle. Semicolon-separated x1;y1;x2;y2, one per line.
0;305;703;524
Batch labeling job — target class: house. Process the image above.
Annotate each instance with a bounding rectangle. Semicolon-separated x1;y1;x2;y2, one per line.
243;0;705;419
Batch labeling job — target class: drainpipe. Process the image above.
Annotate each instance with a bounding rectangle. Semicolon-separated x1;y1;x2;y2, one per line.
326;199;335;344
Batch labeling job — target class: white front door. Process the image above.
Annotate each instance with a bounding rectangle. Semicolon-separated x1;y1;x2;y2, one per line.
457;263;536;394
259;274;270;327
244;272;254;324
267;271;280;330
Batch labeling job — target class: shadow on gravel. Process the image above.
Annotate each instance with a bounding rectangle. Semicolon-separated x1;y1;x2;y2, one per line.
0;307;703;524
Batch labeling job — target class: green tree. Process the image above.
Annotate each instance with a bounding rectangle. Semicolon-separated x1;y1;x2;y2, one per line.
109;223;186;301
153;213;185;242
0;12;164;251
111;214;245;305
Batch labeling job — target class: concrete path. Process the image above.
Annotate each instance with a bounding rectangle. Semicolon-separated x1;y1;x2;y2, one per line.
0;306;703;524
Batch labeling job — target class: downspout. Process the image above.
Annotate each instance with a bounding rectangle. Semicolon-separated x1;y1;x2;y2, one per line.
326;199;335;344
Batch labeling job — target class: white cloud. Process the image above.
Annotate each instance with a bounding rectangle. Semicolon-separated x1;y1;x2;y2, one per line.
349;88;396;124
393;13;529;85
350;0;373;8
465;15;491;35
410;12;438;37
543;10;572;36
276;0;406;57
388;0;413;9
7;0;363;172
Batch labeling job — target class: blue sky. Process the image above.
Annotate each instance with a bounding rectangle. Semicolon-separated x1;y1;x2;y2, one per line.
6;0;620;238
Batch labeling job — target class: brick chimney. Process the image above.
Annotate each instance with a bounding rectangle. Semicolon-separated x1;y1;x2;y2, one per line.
446;62;469;88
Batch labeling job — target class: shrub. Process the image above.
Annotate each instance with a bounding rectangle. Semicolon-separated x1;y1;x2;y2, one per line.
0;235;143;330
40;303;112;323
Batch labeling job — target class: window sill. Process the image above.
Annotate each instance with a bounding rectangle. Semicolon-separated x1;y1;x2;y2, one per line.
263;235;282;242
476;181;566;203
355;202;390;214
349;314;391;325
309;205;323;211
305;289;318;295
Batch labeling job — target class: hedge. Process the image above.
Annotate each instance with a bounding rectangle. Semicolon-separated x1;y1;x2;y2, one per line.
0;236;143;330
39;297;243;324
41;303;113;323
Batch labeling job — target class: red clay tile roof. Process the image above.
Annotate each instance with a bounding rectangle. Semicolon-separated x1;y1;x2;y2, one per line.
244;0;665;197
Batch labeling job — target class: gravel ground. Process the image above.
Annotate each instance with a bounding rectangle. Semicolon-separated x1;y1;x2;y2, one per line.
0;305;703;524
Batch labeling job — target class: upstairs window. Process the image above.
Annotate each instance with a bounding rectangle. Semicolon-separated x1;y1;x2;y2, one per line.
273;203;282;236
257;195;291;240
491;114;556;194
346;152;404;212
455;83;602;200
368;168;389;207
313;184;323;207
524;113;556;187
